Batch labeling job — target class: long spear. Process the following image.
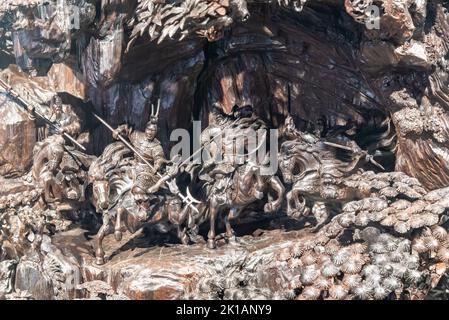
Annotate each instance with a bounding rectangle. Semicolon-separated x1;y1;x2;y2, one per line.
323;141;385;170
0;78;86;151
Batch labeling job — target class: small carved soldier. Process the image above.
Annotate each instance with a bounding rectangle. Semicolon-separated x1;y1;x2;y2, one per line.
47;96;81;138
32;95;82;142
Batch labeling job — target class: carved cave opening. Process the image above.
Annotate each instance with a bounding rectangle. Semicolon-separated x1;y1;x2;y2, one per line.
86;1;397;171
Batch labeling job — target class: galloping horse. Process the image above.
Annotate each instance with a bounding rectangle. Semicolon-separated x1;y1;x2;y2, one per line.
192;159;285;249
88;142;203;264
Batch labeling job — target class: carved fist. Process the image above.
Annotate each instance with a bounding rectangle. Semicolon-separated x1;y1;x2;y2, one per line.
113;124;129;140
112;129;121;140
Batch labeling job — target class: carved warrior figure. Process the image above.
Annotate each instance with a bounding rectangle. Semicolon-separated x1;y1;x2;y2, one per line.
197;105;268;195
190;105;285;249
43;96;81;138
112;102;167;195
89;103;198;264
32;96;94;205
93;179;193;265
279;115;385;224
89;141;202;265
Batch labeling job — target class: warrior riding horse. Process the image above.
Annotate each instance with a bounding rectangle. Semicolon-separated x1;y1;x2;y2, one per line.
89;141;205;265
32;96;95;208
197;159;285;249
88;102;203;264
279;115;391;224
89;103;286;261
189;105;285;249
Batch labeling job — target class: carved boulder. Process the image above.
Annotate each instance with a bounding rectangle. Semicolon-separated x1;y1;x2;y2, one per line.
0;92;36;177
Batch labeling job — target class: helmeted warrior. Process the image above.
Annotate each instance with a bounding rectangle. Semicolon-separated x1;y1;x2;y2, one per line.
34;95;82;151
47;95;81;138
32;95;91;202
194;104;267;205
113;101;167;195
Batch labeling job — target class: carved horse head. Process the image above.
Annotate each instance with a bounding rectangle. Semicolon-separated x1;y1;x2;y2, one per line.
279;152;296;184
230;0;250;22
92;181;110;213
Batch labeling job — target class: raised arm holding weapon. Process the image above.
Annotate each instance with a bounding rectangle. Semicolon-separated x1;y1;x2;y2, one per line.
90;99;201;214
0;78;86;151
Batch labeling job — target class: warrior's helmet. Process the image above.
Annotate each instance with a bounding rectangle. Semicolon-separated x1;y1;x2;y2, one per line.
145;99;161;138
148;99;161;128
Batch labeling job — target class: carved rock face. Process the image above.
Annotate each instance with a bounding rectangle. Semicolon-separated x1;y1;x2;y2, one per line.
83;28;124;89
0;93;36;177
1;0;96;73
0;260;16;296
14;259;54;300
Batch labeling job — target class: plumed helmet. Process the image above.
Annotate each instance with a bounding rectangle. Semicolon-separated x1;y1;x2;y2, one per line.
148;99;161;127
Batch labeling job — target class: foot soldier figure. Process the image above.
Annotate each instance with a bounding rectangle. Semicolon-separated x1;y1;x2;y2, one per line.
43;95;81;139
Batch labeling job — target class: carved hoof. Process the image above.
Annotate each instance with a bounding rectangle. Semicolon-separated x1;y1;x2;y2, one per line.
303;207;311;216
226;235;238;245
67;190;79;200
180;233;189;245
254;190;264;200
287;209;302;220
229;208;239;219
95;255;105;266
207;239;216;249
264;203;274;213
114;230;122;241
190;234;206;244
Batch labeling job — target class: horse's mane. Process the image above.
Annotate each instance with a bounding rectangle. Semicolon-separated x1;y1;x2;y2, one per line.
89;141;134;206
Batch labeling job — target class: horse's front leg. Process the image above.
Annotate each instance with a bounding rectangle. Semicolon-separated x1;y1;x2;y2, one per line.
95;211;112;265
288;188;309;219
177;225;189;245
312;202;328;226
293;189;302;208
114;207;126;241
286;189;295;216
264;176;285;213
207;201;218;249
224;208;240;245
186;213;203;244
240;166;257;195
178;206;191;245
43;174;61;203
